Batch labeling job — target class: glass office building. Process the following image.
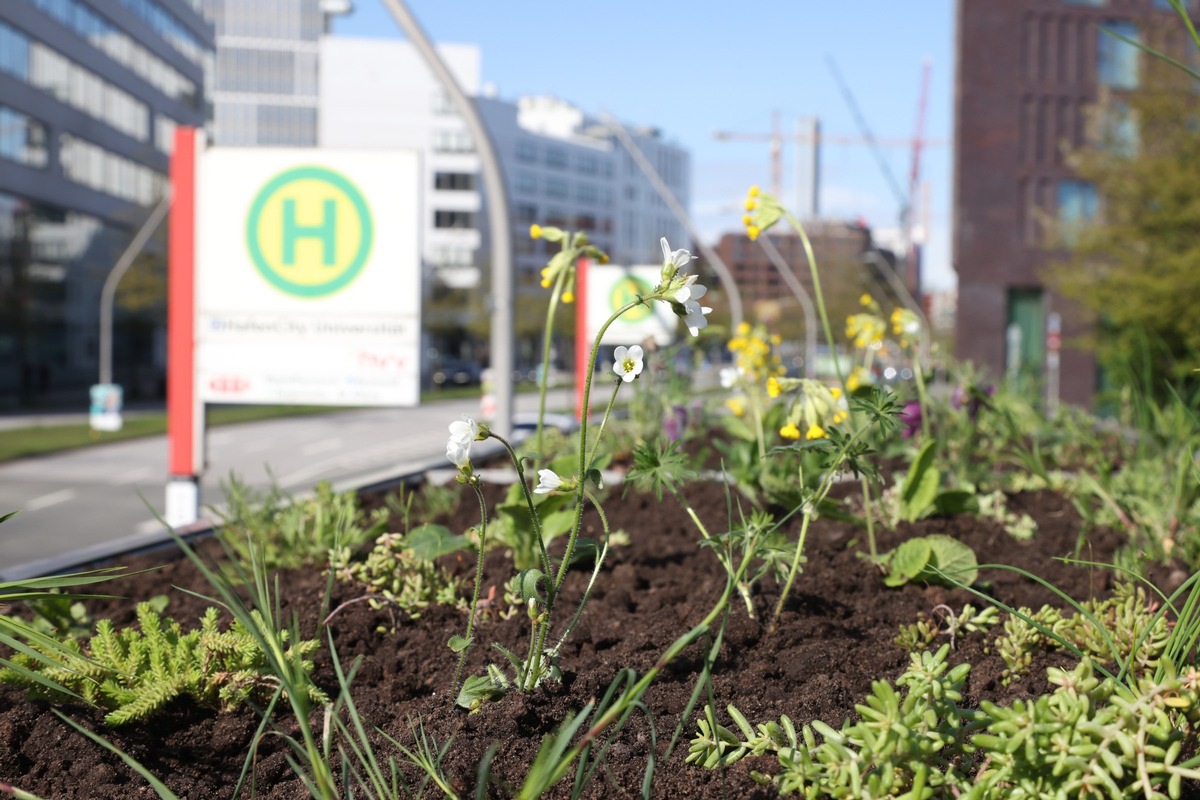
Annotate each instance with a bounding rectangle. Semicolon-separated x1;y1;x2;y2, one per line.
0;0;212;406
201;0;348;146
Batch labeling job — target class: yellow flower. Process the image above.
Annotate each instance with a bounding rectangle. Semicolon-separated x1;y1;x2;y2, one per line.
599;252;610;264
540;278;552;288
726;396;747;417
766;376;782;398
846;366;867;392
737;322;751;336
780;422;801;440
860;293;872;307
746;225;760;241
748;185;760;197
742;214;753;226
530;224;543;239
830;387;842;400
562;291;574;303
805;423;827;440
744;198;757;211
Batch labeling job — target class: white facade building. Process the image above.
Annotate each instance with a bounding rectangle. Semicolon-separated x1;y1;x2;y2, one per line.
318;38;690;291
319;37;483;290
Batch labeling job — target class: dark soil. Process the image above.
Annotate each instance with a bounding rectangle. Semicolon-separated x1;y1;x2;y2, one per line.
0;473;1192;799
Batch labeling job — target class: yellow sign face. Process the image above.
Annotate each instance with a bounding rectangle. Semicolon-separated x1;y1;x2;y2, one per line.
609;275;654;321
245;166;374;298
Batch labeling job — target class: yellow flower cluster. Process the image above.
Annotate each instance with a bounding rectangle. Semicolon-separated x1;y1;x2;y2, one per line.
890;307;921;349
727;321;786;389
846;313;886;350
778;380;848;441
741;185;784;241
531;224;609;304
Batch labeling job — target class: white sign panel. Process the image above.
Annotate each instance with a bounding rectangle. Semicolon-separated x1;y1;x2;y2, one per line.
195;149;420;405
584;264;677;346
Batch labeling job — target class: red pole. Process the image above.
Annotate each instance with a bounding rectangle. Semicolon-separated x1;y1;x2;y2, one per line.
167;127;197;477
574;257;589;421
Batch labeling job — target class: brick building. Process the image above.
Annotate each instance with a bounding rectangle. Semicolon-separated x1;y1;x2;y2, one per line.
954;0;1191;404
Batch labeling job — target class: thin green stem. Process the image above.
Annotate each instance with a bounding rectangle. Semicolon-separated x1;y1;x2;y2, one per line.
451;482;489;705
491;433;554;591
585;380;623;472
860;473;878;561
750;392;767;462
549;489;611;657
770;421;877;633
535;268;569;464
557;296;651;594
783;210;845;393
912;351;932;440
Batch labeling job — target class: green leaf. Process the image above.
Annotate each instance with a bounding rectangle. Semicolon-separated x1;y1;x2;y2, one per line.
923;534;979;587
448;635;472;654
565;539;599;569
891;538;933;581
900;440;941;522
516;569;546;605
585;468;604;490
455;673;508;710
406;524;470;561
932;490;979;517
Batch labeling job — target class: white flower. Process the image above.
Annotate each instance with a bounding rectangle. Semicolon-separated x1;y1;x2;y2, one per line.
612;345;645;383
448;414;478;444
681;284;712;336
660;237;694;275
446;436;471;470
719;366;740;389
446;414;480;470
533;469;565;495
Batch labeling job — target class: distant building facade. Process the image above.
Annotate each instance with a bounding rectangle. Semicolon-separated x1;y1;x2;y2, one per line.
954;0;1187;404
0;0;212;405
199;0;348;147
318;38;690;366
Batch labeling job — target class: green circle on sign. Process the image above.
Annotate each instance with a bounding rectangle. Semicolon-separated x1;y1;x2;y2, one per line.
245;165;374;298
611;276;653;321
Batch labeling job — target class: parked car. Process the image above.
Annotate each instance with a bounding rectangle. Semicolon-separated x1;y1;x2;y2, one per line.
432;359;482;388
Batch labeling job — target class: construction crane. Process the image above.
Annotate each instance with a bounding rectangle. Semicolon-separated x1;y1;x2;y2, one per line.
712;109;943;221
826;56;935;293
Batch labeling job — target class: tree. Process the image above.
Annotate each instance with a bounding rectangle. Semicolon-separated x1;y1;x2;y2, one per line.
1045;22;1200;388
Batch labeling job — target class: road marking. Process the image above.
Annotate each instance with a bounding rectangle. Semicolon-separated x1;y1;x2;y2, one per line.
25;489;76;512
301;437;343;456
136;518;164;535
110;467;153;485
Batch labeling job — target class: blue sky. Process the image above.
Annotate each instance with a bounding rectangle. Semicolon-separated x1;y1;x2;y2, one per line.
332;2;957;290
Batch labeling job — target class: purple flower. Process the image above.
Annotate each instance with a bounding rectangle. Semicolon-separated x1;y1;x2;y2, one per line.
899;401;923;439
951;383;995;422
663;405;689;442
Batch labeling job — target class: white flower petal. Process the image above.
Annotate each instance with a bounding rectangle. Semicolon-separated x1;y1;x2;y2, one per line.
628;345;643;361
446;437;471;469
533;469;564;494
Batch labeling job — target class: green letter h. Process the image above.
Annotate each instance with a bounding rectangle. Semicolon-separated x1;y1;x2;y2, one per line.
282;198;337;266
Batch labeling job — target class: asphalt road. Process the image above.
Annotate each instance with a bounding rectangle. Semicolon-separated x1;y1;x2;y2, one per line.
0;391;574;579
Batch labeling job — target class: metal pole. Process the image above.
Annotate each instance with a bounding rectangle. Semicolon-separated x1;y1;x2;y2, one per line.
863;248;931;367
598;112;744;330
379;0;514;436
796;116;820;219
98;193;172;386
757;233;817;378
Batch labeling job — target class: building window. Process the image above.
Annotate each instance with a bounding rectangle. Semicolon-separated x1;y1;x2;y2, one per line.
576;182;599;205
1098;21;1140;89
1006;288;1044;380
514;203;537;222
577;154;598;175
59;134;164;204
432;129;474;153
515;172;537;195
431;90;456;115
0;21;30;80
544;177;568;199
434;172;476;191
516;140;538;162
545;146;568;169
1057;179;1098;244
0;107;48;167
434;210;476;229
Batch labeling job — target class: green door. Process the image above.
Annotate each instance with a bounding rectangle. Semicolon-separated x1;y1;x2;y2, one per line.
1007;288;1044;383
